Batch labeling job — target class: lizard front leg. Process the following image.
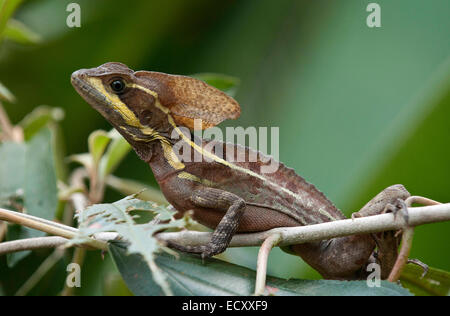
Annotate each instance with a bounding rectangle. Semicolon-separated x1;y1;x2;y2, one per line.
166;187;246;259
291;184;411;279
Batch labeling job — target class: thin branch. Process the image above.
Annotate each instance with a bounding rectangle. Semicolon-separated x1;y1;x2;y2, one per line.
0;221;6;242
0;204;448;265
156;204;450;248
254;233;281;296
0;208;108;251
62;168;92;296
0;208;78;237
15;249;65;296
0;236;68;255
0;101;23;142
0;233;117;255
0;101;14;140
387;196;441;282
388;227;414;282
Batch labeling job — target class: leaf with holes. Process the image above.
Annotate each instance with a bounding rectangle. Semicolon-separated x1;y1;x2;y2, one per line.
74;194;186;295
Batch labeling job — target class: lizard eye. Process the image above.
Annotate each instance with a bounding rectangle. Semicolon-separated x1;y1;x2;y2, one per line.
110;79;126;94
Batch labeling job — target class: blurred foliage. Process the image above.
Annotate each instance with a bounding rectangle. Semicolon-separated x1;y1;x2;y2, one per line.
0;0;449;295
400;264;450;296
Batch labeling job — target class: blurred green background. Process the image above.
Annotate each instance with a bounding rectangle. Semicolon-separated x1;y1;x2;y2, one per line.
0;0;449;293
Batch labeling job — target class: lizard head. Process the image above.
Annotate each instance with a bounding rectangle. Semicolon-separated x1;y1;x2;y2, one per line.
71;62;241;148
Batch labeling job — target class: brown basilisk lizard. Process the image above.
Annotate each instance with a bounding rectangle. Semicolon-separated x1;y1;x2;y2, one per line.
71;62;410;280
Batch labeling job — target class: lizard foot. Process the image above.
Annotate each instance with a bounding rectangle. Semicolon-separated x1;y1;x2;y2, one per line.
369;198;409;279
200;243;227;260
383;198;409;224
163;240;225;261
407;258;429;278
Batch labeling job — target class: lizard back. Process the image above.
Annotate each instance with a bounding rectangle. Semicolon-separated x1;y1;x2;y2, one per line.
178;137;346;227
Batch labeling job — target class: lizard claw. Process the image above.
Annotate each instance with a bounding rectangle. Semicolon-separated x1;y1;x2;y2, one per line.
407;258;429;278
383;198;409;225
201;244;224;259
394;198;409;225
351;213;361;220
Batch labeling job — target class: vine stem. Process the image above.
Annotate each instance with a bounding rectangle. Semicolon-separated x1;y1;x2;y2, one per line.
254;233;281;296
387;196;441;282
0;202;449;288
0;208;108;251
0;236;67;256
157;203;450;249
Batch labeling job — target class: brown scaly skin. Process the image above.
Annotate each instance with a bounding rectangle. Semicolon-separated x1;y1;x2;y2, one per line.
71;62;410;280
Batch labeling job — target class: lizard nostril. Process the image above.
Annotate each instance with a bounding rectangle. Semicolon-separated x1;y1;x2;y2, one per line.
71;70;87;84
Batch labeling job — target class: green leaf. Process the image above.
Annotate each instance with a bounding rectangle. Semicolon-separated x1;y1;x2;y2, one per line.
19;106;64;140
0;0;23;38
0;80;15;103
0;142;25;201
98;129;131;178
400;264;450;296
0;142;26;266
74;195;185;295
109;246;411;296
192;73;240;97
71;129;129;178
3;18;40;44
24;128;58;221
68;153;92;171
102;272;134;296
88;130;111;166
3;129;58;266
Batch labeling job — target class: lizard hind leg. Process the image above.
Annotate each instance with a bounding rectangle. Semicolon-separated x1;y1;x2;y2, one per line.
292;184;411;280
352;184;411;279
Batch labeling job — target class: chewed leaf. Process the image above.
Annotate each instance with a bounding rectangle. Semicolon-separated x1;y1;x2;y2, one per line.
74;195;185;295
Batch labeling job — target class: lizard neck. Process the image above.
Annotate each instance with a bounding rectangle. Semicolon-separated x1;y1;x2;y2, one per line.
146;140;184;182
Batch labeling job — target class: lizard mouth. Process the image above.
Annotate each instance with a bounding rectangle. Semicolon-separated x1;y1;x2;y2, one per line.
71;70;124;125
71;71;110;110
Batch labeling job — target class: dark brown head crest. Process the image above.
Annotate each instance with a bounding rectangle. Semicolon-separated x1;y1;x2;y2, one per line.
135;71;241;130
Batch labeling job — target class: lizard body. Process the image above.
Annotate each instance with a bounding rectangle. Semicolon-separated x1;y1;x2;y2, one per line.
71;62;410;279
